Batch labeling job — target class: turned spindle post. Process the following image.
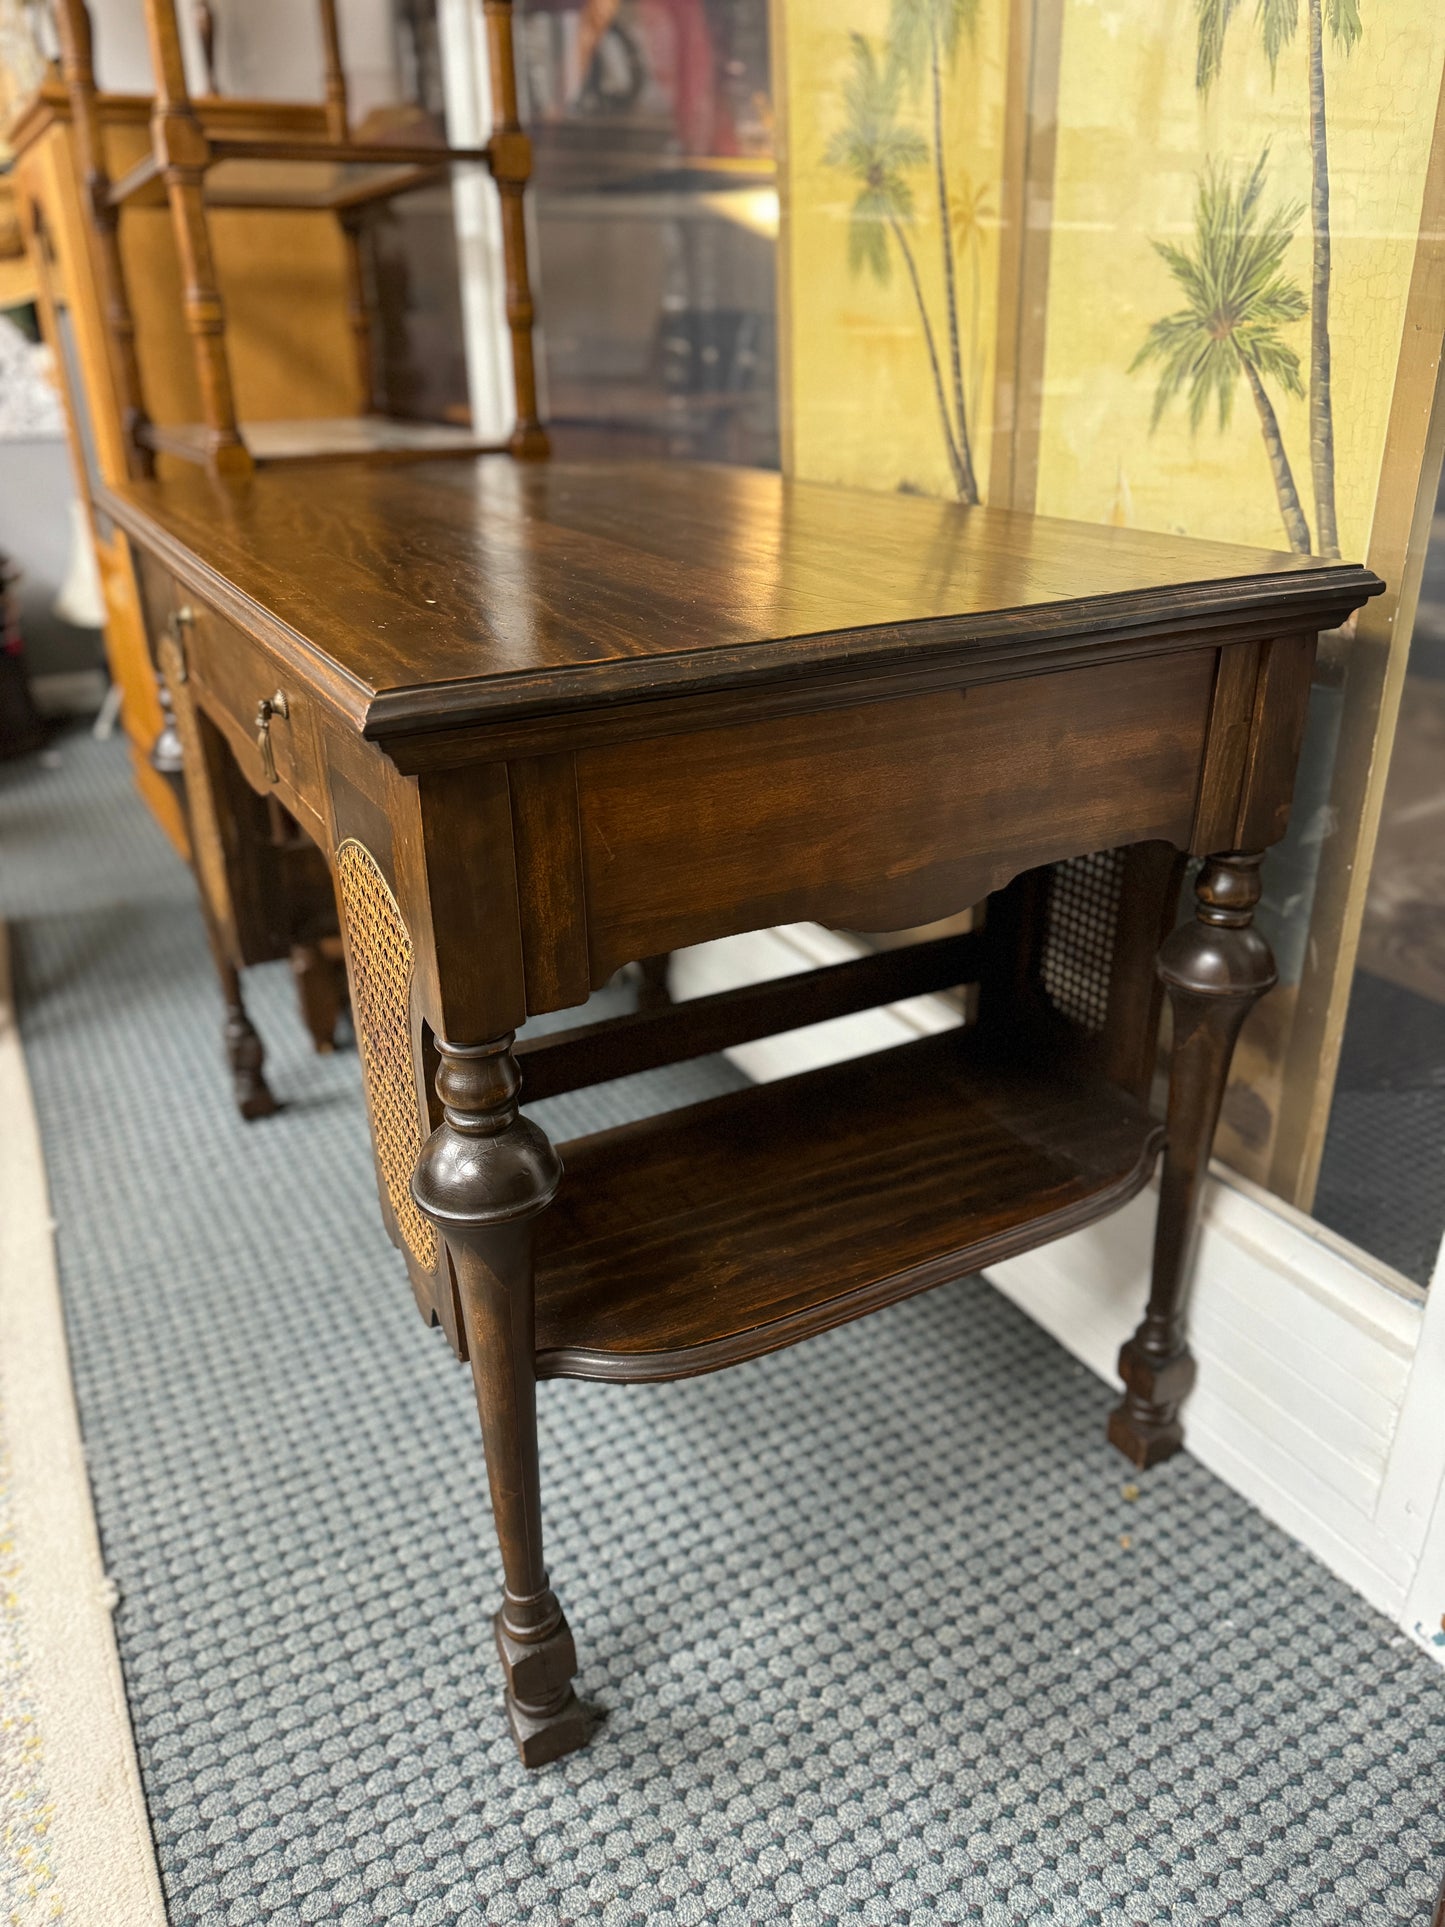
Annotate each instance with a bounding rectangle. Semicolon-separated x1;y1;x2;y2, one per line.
316;0;350;141
1109;852;1278;1468
482;0;548;458
337;209;375;415
53;0;156;477
412;1035;589;1766
141;0;252;476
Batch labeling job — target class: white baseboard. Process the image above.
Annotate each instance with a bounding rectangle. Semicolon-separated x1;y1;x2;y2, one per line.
988;1178;1428;1621
670;926;1445;1657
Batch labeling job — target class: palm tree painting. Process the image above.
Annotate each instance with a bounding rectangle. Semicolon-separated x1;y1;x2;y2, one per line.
1132;151;1313;554
888;0;982;503
824;33;970;499
951;170;995;438
1195;0;1363;559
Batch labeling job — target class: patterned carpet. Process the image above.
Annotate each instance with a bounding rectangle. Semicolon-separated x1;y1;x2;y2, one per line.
1;728;1443;1926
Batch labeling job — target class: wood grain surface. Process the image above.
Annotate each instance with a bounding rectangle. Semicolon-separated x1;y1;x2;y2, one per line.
532;1026;1161;1382
573;652;1213;970
99;458;1381;740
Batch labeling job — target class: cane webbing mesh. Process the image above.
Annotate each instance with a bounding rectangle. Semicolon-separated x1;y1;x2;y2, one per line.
1038;850;1127;1036
334;839;438;1271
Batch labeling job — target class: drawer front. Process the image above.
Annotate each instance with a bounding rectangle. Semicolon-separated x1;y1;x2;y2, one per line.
182;596;320;814
133;547;180;648
573;649;1217;982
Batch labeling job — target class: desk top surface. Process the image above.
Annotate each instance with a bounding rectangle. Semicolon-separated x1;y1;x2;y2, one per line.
104;457;1380;740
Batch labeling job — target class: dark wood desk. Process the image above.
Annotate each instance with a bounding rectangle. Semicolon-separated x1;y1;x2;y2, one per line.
101;457;1381;1765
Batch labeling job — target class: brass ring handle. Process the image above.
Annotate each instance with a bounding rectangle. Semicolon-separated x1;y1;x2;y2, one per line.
254;690;289;783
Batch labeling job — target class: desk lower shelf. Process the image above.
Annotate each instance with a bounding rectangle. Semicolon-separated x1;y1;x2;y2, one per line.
532;1028;1162;1383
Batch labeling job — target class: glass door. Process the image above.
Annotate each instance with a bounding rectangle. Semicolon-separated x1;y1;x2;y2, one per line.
516;0;778;465
1314;466;1445;1288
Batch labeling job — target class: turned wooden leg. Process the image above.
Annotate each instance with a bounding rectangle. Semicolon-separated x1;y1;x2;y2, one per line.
412;1035;591;1767
1108;852;1277;1468
290;942;346;1054
219;958;279;1121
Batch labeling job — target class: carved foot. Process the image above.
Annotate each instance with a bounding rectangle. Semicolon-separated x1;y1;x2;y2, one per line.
1107;1337;1198;1468
413;1035;591;1767
494;1603;592;1767
224;999;279;1120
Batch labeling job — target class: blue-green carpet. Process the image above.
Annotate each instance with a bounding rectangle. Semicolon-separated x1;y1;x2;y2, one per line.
1;729;1441;1926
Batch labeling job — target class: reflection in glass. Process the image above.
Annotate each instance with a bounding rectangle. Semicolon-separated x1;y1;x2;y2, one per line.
517;0;778;466
1314;470;1445;1288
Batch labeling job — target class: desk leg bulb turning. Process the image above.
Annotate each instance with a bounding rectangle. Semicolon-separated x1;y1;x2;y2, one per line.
405;855;1280;1763
411;1034;592;1766
1109;851;1278;1469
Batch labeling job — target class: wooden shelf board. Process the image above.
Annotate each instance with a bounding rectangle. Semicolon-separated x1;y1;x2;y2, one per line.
204;156;440;212
533;1028;1161;1383
109;138;492;213
209;135;491;169
139;416;493;464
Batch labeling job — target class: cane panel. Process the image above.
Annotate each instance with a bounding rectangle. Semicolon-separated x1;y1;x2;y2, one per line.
1037;850;1127;1036
335;838;439;1271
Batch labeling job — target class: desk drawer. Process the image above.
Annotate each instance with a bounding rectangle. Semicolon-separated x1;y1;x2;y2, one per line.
133;546;181;643
574;650;1216;980
183;598;320;810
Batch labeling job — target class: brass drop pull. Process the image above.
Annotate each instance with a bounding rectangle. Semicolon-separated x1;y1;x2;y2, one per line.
254;690;289;783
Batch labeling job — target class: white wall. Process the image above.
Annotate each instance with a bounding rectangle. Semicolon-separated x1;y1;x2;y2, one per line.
90;0;399;117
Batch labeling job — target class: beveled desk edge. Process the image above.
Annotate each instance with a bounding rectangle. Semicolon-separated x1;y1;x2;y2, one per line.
98;476;1383;767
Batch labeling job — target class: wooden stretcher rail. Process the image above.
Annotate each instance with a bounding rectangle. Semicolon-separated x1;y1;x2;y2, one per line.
515;929;983;1102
